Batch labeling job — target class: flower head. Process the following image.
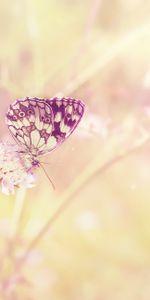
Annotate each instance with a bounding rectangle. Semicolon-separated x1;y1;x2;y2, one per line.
0;142;36;195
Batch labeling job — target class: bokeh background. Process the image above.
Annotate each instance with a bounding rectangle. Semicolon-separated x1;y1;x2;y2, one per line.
1;0;150;299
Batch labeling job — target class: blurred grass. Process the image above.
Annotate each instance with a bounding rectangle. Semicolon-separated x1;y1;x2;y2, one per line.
1;0;150;299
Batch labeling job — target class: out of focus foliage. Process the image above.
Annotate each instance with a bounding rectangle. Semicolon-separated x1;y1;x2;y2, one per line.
0;0;150;299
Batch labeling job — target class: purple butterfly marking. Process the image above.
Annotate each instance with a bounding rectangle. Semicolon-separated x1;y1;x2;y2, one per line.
6;97;85;168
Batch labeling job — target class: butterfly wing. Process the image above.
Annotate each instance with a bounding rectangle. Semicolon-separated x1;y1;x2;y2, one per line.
6;97;84;156
6;97;55;156
42;97;84;154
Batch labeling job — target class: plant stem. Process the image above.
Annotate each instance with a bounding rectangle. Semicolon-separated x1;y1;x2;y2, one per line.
61;20;150;95
9;187;26;240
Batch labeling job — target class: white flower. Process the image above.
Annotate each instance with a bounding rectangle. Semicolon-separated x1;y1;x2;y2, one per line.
0;142;36;195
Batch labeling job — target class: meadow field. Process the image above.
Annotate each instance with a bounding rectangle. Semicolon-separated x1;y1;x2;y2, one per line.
0;1;150;299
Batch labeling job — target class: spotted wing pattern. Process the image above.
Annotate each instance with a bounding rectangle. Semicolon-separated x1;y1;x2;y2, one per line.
6;97;84;157
6;97;54;156
45;97;84;151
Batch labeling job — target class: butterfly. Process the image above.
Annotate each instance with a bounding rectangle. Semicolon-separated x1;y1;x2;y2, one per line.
6;97;85;187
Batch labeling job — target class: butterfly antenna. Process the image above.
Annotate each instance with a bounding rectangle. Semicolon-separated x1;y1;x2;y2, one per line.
39;162;55;190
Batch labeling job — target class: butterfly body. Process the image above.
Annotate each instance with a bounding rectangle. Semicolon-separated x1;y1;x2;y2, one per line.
6;97;84;170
